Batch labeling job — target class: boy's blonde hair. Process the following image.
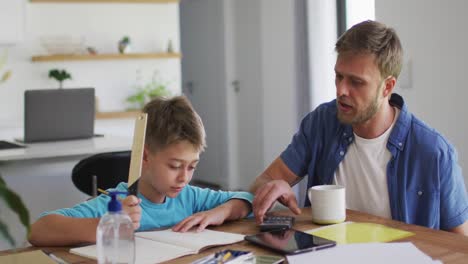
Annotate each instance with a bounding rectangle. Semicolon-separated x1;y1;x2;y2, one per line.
143;95;206;153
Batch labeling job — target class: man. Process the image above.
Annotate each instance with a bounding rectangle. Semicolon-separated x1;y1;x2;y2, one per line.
250;20;468;235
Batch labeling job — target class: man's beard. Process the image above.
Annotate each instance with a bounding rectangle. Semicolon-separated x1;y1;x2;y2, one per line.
337;93;380;125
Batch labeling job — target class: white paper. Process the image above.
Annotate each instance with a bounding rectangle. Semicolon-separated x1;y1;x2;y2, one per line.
286;242;441;264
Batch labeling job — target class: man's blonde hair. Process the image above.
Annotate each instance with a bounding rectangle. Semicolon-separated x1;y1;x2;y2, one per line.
335;20;403;79
143;95;206;153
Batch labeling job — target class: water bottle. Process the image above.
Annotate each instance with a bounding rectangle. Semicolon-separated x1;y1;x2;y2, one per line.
97;191;135;264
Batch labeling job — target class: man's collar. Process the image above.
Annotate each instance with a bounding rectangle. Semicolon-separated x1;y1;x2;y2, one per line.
387;93;410;151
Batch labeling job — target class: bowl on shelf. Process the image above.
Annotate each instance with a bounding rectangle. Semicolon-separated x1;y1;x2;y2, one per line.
40;35;86;55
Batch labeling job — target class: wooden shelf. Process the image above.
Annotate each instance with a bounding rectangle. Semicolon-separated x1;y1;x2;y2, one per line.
31;52;181;62
31;0;179;3
95;110;141;119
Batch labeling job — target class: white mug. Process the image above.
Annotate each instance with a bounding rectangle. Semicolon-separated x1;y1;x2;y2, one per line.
308;185;346;224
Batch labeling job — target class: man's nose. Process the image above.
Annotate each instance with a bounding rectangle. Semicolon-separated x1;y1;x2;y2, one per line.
336;79;349;97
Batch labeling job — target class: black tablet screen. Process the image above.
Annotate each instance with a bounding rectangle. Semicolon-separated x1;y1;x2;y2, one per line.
245;229;336;255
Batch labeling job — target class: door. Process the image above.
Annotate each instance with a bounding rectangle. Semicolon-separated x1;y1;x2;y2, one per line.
231;0;264;190
180;0;264;190
180;0;229;188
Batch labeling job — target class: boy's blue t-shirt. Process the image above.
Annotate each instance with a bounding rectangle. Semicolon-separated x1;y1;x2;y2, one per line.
41;183;253;231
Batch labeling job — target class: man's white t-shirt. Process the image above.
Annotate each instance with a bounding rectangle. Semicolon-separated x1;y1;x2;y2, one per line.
334;108;400;218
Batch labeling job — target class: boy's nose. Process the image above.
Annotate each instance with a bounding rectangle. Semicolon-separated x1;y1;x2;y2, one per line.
178;169;191;182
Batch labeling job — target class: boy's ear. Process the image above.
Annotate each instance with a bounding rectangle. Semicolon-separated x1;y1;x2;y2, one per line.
142;146;150;163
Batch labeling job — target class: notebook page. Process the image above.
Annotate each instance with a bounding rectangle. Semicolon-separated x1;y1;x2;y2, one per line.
136;229;245;252
70;237;194;264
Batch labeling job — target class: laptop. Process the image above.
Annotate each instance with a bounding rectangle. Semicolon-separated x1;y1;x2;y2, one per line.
18;88;95;143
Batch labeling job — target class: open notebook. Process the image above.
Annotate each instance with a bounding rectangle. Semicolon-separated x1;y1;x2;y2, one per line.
70;229;245;264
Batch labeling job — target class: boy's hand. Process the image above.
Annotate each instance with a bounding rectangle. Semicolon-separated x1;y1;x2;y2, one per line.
122;195;142;230
172;207;229;233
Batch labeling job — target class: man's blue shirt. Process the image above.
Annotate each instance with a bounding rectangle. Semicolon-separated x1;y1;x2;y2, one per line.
280;93;468;230
41;183;253;231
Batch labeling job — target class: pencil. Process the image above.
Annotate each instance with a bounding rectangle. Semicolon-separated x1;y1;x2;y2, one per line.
222;252;232;262
97;188;109;195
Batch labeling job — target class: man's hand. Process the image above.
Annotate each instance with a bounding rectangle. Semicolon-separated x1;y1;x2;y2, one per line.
253;179;301;224
172;207;228;233
122;195;142;230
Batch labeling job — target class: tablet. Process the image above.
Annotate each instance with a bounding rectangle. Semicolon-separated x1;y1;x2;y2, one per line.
245;229;336;255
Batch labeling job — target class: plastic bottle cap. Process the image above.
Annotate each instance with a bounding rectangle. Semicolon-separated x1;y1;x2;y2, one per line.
107;191;128;212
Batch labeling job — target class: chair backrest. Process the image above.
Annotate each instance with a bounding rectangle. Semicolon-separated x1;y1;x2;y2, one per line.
72;151;131;196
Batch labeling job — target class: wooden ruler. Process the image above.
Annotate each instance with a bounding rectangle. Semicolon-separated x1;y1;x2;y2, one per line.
128;113;148;196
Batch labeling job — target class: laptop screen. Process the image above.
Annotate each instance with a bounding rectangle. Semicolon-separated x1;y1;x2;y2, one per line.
23;88;95;143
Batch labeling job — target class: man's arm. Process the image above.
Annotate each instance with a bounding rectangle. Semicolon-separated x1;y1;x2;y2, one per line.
449;221;468;236
29;214;99;246
250;157;302;224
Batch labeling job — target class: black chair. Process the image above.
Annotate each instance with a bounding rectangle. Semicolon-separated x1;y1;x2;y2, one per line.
72;151;131;196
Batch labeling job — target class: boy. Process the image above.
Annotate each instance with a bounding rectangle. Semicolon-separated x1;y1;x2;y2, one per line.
29;96;253;246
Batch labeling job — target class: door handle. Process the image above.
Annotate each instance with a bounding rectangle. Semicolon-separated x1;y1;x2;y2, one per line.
232;80;240;93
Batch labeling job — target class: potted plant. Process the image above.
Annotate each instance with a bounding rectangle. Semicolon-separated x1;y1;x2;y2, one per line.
49;69;72;89
118;36;131;54
126;71;171;110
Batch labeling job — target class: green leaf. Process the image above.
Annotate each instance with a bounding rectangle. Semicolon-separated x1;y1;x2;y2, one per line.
0;176;30;246
0;220;15;246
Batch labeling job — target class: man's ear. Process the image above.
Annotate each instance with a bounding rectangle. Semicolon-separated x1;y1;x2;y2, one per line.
383;76;396;98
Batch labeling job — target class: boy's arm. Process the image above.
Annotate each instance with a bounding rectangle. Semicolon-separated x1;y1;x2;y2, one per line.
217;198;251;220
29;214;99;246
29;195;141;246
172;198;250;232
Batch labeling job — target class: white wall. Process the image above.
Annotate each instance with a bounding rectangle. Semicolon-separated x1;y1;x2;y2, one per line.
0;1;181;127
376;0;468;187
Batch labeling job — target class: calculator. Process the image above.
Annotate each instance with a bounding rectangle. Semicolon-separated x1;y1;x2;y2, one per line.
259;216;295;231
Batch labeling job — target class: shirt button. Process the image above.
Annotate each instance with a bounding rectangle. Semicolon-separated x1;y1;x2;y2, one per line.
340;151;344;156
398;142;403;147
348;137;352;142
343;132;347;136
418;191;423;196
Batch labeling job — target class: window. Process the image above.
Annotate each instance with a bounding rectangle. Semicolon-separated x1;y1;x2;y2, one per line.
337;0;375;37
346;0;375;29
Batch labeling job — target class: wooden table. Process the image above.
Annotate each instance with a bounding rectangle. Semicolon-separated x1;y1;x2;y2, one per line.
2;208;468;263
